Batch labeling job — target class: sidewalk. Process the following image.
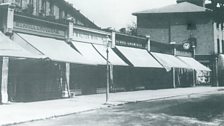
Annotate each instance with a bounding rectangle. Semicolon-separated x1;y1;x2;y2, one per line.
0;87;223;126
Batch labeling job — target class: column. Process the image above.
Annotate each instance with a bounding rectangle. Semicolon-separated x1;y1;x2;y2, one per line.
170;42;176;88
1;57;9;103
65;62;70;97
146;35;151;51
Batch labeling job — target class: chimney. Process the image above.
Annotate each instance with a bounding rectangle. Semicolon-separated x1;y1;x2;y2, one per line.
176;0;205;7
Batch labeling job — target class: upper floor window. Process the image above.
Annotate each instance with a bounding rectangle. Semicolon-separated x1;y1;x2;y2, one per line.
216;23;220;29
217;39;220;54
15;0;22;8
187;23;196;30
49;1;54;16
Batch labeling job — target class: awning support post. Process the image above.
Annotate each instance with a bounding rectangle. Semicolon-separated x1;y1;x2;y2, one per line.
173;68;176;88
65;63;71;97
1;57;9;104
106;47;110;103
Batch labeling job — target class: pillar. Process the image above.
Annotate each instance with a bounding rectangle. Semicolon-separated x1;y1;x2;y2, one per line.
146;35;151;51
65;62;70;97
111;31;116;48
215;57;219;87
1;57;9;103
61;63;71;98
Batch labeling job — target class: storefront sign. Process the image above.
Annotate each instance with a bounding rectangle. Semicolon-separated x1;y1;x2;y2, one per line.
14;21;66;38
73;30;107;45
115;40;144;48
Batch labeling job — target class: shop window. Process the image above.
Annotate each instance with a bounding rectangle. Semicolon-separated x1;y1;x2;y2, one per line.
217;39;220;54
187;23;196;30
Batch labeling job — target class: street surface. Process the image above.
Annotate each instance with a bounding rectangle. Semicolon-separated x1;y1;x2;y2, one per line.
13;92;224;126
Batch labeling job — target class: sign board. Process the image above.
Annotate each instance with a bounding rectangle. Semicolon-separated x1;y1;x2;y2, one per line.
115;40;145;48
73;30;108;45
14;21;66;39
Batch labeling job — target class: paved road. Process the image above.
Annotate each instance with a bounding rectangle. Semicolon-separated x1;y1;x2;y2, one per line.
13;92;224;126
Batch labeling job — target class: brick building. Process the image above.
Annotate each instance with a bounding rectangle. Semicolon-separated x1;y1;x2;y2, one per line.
133;0;221;86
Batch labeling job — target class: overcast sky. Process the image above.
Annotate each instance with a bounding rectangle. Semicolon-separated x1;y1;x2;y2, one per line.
65;0;176;30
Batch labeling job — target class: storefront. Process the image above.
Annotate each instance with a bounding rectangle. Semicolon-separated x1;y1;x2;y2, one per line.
151;52;193;87
70;26;128;95
0;31;43;103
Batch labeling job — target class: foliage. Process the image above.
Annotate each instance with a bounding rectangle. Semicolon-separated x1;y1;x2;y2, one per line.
119;22;137;35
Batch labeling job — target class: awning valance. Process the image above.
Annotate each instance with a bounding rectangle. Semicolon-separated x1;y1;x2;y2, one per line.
151;52;191;71
93;44;128;66
178;56;211;72
0;32;42;59
17;33;91;64
71;42;106;65
116;46;163;68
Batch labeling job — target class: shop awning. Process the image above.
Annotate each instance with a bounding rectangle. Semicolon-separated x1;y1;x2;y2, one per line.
178;56;211;72
116;46;163;68
0;31;42;59
17;33;92;64
93;44;128;66
151;52;191;71
71;42;106;65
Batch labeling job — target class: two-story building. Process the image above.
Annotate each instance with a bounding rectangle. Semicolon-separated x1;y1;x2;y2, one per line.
0;0;212;103
133;0;217;86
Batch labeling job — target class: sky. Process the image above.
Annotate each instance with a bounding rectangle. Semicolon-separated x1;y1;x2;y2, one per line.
65;0;176;30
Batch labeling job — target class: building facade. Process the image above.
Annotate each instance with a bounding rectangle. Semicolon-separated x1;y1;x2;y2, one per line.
133;1;217;85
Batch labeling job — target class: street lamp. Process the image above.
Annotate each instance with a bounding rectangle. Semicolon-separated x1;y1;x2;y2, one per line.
192;44;196;87
170;41;176;88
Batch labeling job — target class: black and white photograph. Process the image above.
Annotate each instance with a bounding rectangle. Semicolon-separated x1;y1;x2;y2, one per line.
0;0;224;125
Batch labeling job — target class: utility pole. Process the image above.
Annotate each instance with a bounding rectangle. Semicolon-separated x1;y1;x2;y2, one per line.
105;36;110;103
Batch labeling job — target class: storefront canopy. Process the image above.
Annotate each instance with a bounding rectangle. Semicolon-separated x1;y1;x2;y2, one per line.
116;46;163;68
178;56;211;72
0;31;42;59
17;33;92;64
151;52;191;71
71;42;106;65
93;44;128;66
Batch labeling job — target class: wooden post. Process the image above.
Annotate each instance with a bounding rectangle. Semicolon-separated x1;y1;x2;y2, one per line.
61;63;70;98
109;64;114;92
65;63;71;97
173;68;176;88
106;48;109;103
1;57;9;104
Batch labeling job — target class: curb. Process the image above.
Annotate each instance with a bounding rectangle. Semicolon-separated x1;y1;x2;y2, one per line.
2;89;223;126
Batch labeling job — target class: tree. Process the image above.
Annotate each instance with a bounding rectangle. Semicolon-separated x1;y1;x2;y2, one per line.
119;22;137;35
